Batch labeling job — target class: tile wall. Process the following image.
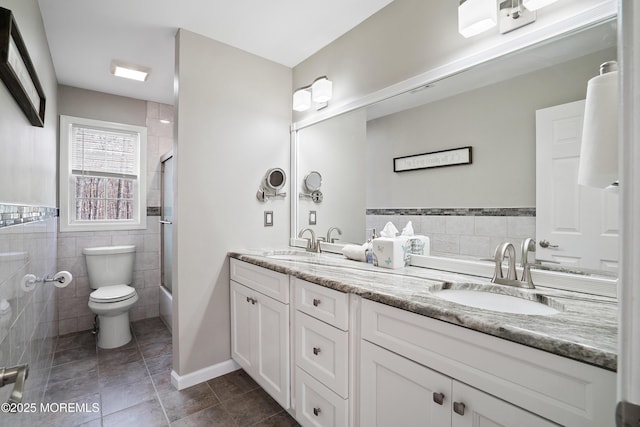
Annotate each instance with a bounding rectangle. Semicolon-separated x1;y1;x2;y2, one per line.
55;101;174;335
367;208;536;262
0;208;59;405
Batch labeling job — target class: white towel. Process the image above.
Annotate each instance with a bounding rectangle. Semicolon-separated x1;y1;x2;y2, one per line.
342;243;367;262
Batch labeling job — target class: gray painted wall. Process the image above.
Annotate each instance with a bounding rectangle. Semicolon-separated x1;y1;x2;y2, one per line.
174;29;291;376
58;84;147;126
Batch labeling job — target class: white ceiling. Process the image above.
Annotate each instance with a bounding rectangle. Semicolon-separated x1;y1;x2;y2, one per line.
37;0;393;105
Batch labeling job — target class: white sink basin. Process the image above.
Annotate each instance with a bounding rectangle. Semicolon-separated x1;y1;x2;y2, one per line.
432;288;561;315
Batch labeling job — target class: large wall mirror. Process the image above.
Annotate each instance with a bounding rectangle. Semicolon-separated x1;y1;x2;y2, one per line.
292;17;617;279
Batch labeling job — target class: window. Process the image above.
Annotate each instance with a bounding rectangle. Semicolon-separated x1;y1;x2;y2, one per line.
59;115;147;232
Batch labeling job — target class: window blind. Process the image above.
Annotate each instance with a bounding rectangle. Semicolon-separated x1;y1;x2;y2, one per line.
71;125;138;179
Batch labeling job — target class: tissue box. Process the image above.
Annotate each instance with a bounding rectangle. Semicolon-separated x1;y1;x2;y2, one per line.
372;236;431;269
372;237;410;269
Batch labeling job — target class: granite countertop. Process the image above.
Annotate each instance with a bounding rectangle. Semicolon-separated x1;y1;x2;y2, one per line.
228;248;618;371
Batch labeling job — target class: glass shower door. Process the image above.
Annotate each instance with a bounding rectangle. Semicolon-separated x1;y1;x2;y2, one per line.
161;154;173;292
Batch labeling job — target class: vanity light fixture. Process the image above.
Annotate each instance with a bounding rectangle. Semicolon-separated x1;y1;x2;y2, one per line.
110;60;151;82
458;0;497;38
293;76;333;111
578;61;619;190
522;0;559;11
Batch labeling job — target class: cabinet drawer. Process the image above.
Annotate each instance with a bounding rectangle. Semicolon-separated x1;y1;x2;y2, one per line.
294;278;349;330
296;367;348;427
230;258;289;303
296;311;349;398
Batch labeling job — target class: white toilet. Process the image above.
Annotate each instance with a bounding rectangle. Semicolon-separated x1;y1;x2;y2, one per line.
83;245;139;349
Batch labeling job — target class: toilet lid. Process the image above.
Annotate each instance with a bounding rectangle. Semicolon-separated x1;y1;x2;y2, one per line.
90;285;136;303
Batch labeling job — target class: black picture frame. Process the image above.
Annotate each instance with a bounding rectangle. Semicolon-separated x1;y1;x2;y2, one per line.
393;146;473;173
0;7;46;127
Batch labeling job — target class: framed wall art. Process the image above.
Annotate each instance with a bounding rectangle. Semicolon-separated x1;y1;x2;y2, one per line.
0;7;46;127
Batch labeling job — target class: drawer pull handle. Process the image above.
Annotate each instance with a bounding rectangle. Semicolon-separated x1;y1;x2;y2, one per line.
313;407;321;416
313;347;321;355
246;297;257;305
433;392;445;405
312;298;321;307
453;401;465;416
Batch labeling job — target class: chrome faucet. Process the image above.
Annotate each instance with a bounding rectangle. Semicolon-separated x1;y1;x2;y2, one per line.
0;364;29;404
491;241;535;289
298;228;319;253
326;227;342;244
520;238;536;288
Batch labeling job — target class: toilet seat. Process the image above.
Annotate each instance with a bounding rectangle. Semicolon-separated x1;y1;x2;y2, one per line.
90;285;137;303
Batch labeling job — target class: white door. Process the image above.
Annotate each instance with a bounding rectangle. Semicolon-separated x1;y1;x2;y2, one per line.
451;381;556;427
535;100;618;272
360;340;451;427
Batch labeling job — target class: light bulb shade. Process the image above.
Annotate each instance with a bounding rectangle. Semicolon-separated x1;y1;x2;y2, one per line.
522;0;558;11
293;88;311;112
458;0;497;38
311;77;333;103
578;70;618;188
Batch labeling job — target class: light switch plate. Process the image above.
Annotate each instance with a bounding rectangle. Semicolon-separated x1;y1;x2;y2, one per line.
309;210;317;225
264;211;273;227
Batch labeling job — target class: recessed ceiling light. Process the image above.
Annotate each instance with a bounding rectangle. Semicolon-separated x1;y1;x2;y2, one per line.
110;60;151;82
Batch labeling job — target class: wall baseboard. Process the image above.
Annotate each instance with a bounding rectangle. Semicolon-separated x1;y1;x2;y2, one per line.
170;358;240;390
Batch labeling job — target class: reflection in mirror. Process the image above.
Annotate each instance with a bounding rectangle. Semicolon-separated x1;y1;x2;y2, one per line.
296;109;367;245
293;18;617;277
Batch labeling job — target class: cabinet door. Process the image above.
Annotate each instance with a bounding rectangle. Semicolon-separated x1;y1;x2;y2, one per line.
360;340;451;427
255;290;290;409
451;381;557;427
230;280;254;371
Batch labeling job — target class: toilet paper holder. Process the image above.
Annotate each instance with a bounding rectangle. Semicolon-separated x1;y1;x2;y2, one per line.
21;271;73;291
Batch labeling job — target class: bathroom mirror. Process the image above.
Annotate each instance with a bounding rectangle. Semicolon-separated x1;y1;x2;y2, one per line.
257;167;287;202
303;171;322;192
292;18;618;278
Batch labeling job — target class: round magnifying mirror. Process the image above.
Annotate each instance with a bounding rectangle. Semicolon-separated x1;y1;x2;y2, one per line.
304;171;322;192
265;168;286;191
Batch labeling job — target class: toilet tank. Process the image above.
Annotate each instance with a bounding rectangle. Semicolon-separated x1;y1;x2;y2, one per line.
83;245;136;289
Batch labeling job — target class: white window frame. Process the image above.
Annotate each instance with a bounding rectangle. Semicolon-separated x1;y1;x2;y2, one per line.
59;115;147;232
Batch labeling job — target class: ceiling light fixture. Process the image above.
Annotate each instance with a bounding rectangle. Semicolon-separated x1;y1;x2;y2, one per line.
110;60;151;82
522;0;559;11
458;0;497;38
293;76;333;112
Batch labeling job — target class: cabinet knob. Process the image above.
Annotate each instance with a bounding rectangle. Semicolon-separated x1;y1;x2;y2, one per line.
453;401;466;416
313;407;321;416
433;392;445;405
312;298;321;307
313;347;321;355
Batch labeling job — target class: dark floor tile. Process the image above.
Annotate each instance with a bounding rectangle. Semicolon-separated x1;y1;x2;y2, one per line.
101;377;157;416
44;374;100;403
139;338;172;359
99;345;143;370
252;411;301;427
132;317;167;335
151;371;176;396
47;357;98;386
103;397;169;427
170;404;235;427
135;326;172;345
158;383;220;422
55;331;97;352
99;359;149;389
97;335;138;353
52;344;97;367
146;353;173;376
207;369;259;402
224;388;283;426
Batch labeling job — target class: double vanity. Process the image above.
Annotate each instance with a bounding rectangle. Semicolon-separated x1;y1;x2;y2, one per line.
228;249;617;427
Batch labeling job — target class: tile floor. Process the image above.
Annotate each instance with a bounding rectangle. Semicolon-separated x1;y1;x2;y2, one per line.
18;317;299;426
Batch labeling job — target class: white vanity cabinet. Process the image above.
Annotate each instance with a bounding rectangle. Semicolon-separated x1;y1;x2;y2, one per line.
294;278;350;427
360;299;616;427
230;259;290;409
361;340;555;427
